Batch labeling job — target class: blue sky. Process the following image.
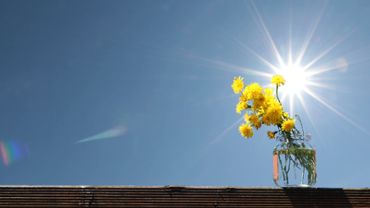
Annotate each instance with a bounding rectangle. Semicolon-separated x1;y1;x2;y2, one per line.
0;0;370;187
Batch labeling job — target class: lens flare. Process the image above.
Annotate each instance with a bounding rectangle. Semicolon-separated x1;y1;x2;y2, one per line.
0;140;28;166
76;125;127;144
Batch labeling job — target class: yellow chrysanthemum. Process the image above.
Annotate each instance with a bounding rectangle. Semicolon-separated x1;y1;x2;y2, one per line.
249;114;261;129
252;93;265;110
264;88;274;97
239;94;248;102
267;131;275;139
262;101;283;125
244;82;263;101
232;76;244;94
271;74;285;86
262;88;277;110
283;112;290;119
239;123;254;138
236;101;247;114
244;113;250;122
282;119;295;132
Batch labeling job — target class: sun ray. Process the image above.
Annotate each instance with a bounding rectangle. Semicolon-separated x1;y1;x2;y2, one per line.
304;88;370;136
187;54;272;78
297;94;315;129
289;94;294;116
288;23;293;66
296;93;322;146
280;93;288;104
250;0;285;67
305;81;335;91
307;62;348;76
234;38;280;72
210;116;244;145
295;2;327;65
302;36;347;71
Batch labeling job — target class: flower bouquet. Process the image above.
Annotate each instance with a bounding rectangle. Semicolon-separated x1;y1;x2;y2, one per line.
231;75;316;187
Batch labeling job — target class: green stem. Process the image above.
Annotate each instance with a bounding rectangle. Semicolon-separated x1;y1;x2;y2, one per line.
275;85;281;104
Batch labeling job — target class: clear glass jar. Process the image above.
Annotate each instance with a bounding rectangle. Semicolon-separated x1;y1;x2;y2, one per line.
273;141;317;187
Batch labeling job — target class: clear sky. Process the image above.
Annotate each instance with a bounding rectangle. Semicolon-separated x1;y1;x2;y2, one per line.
0;0;369;187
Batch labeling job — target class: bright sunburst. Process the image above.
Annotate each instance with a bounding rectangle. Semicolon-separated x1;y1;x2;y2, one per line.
200;1;370;142
276;63;309;97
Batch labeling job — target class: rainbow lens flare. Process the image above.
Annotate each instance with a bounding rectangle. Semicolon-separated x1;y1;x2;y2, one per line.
0;140;28;166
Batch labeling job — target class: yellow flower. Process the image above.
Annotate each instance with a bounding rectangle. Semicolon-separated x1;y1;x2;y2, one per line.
232;76;244;94
261;88;276;111
282;119;295;132
282;112;290;119
271;74;285;86
262;101;283;125
244;82;263;101
267;131;275;139
244;113;250;122
264;88;274;96
236;101;247;114
249;114;261;129
239;94;248;102
239;123;253;138
252;93;265;110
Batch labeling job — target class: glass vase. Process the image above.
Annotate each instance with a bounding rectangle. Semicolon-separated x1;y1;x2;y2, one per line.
273;141;317;187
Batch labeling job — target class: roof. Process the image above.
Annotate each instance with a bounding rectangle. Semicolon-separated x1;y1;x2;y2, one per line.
0;186;369;207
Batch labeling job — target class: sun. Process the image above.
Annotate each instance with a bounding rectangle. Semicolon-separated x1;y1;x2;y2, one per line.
276;63;311;98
